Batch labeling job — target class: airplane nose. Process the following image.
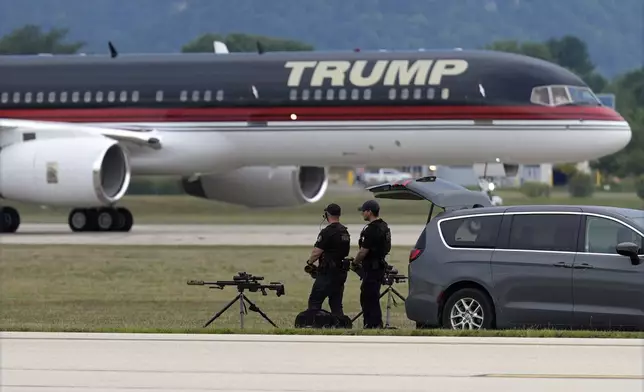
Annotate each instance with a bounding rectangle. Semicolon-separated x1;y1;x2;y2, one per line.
549;119;632;164
596;120;632;157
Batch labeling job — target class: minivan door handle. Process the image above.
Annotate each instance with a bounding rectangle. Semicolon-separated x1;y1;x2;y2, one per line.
552;262;571;268
574;263;594;270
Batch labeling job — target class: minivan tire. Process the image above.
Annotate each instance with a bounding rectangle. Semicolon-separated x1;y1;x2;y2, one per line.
441;288;494;330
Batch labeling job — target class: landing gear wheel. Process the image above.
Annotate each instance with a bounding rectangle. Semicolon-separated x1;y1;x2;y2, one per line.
0;207;21;233
114;208;134;232
96;208;118;231
441;288;494;330
69;208;98;232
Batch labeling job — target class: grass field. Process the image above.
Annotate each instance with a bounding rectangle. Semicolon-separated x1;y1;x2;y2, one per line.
10;187;644;225
0;245;415;331
2;244;643;338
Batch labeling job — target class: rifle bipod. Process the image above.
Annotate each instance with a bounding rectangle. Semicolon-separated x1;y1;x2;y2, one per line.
202;291;278;329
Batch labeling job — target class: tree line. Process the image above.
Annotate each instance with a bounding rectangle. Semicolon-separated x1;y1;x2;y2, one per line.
1;25;643;189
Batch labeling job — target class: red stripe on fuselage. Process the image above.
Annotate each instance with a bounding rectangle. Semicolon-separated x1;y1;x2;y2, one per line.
0;105;624;122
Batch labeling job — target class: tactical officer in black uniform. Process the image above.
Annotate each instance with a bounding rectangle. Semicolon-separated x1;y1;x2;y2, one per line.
352;200;391;329
305;203;352;316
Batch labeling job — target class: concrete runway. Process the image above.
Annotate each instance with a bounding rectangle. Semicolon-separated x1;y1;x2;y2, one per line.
2;332;643;392
1;223;425;246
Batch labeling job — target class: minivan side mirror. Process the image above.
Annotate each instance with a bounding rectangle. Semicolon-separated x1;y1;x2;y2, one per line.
616;242;641;265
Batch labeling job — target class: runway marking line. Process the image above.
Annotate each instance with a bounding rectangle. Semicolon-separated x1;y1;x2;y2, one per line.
477;373;644;380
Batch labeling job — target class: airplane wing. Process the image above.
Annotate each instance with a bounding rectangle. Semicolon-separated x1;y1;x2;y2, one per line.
0;118;162;150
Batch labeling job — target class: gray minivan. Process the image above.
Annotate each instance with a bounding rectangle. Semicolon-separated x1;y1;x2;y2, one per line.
368;176;644;331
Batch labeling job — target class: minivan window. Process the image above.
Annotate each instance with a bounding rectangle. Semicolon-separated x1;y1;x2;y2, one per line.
508;214;579;252
585;216;644;254
440;215;501;248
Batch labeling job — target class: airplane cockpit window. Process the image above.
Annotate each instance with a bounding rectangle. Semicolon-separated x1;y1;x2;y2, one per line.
568;86;601;105
530;86;550;105
530;85;601;107
551;86;571;105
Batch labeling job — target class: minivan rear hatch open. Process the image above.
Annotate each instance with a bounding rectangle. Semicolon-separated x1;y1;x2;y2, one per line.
366;176;492;223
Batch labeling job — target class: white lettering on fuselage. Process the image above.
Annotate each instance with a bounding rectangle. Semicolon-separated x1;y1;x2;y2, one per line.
284;59;469;87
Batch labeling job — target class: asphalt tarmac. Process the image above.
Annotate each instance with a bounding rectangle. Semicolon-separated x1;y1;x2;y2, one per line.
0;223;425;246
2;332;643;392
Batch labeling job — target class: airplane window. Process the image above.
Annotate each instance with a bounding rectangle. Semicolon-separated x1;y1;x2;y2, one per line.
388;89;396;100
216;90;224;101
427;88;435;99
84;92;92;102
132;91;139;102
1;92;7;103
71;92;79;103
351;89;359;100
339;89;346;100
314;89;322;100
120;91;127;102
364;89;371;100
156;91;163;102
191;90;200;102
48;92;56;103
36;92;44;103
326;89;334;100
401;88;409;100
60;92;67;103
302;90;310;100
567;86;600;105
12;92;20;103
289;89;297;101
25;92;32;103
204;91;211;101
530;86;550;106
108;91;115;102
96;92;103;103
551;86;571;105
413;88;422;100
441;88;450;100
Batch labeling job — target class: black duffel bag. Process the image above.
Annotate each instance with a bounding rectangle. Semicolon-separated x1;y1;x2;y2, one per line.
294;309;352;329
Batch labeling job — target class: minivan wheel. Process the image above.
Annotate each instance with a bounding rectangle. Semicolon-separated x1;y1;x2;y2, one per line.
441;288;494;330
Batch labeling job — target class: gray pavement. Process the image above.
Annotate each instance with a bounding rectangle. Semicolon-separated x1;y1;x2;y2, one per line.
0;223;426;246
1;332;643;391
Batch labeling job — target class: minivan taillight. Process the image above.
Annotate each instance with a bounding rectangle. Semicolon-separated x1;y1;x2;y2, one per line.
409;248;423;262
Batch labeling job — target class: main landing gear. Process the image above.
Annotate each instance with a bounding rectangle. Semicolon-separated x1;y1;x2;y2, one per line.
0;206;134;233
68;207;134;232
0;206;21;233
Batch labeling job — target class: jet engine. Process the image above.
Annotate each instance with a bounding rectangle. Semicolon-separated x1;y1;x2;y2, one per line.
182;166;328;208
0;137;131;207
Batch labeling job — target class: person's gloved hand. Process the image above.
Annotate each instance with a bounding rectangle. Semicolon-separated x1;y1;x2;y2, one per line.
304;263;318;278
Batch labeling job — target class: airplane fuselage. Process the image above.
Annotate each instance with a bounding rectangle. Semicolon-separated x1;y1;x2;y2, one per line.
0;49;631;175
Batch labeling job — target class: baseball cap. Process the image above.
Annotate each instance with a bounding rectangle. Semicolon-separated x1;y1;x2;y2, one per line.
324;203;342;216
358;200;380;213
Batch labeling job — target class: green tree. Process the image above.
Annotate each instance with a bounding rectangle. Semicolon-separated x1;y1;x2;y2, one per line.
182;33;313;53
486;35;608;93
485;40;553;62
591;80;644;177
546;35;595;76
0;25;84;54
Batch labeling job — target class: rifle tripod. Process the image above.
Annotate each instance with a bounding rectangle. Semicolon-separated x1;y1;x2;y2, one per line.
351;283;406;329
201;290;278;329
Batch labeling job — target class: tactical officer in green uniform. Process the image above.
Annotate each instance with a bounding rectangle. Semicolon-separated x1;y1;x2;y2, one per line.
305;203;352;316
352;200;391;328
